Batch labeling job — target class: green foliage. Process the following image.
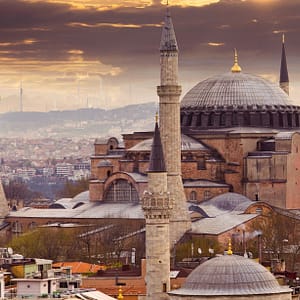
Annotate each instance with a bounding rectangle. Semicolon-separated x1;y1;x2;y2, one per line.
56;178;89;199
8;228;80;261
7;219;145;265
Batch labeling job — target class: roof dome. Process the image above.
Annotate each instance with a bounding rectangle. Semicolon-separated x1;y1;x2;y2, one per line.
182;72;291;109
128;134;209;152
180;72;300;130
170;255;291;296
205;192;252;212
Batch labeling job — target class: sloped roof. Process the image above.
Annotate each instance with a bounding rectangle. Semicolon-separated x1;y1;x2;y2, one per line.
9;202;144;219
190;193;257;235
53;261;105;274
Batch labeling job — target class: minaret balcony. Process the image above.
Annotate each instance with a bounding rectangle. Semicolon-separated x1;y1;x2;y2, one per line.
142;191;173;212
157;85;181;97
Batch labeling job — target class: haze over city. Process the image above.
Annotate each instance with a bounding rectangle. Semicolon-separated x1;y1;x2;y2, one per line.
0;0;299;112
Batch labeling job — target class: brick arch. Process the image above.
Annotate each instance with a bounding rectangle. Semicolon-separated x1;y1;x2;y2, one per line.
103;172;140;204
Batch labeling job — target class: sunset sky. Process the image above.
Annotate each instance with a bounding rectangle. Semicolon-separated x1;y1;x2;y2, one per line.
0;0;299;112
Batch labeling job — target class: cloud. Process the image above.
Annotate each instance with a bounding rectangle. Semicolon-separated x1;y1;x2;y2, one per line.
0;0;299;111
67;22;161;29
207;42;225;47
0;39;38;47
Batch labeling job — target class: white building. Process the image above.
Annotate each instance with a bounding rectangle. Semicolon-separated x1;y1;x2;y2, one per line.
56;163;73;177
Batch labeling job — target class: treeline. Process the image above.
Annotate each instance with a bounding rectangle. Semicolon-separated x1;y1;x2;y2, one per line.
2;178;89;204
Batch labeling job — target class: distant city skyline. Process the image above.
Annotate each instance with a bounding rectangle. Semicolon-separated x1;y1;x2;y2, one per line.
0;0;299;112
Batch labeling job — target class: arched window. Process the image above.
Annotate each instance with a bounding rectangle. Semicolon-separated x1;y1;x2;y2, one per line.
204;190;211;200
104;179;139;203
190;191;197;202
12;221;22;234
29;222;36;230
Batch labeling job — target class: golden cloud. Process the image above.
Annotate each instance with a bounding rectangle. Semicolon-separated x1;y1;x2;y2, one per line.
24;0;220;10
68;49;84;55
67;22;161;29
207;42;225;47
273;30;287;34
24;0;153;10
0;39;38;47
174;0;220;7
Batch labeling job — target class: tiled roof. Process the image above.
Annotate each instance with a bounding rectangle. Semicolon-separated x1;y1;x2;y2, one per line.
53;261;105;274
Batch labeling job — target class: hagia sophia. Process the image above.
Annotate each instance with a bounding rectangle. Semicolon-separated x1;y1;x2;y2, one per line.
0;4;300;299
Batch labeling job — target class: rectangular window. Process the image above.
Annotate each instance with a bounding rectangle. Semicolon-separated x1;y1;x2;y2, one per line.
163;283;167;292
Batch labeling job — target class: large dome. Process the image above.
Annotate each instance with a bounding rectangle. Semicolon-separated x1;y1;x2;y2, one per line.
169;255;291;296
180;72;300;130
182;72;291;109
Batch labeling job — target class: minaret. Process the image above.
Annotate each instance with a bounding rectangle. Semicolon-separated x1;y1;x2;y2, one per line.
142;118;172;300
280;33;289;95
19;81;23;112
157;5;191;245
0;182;9;221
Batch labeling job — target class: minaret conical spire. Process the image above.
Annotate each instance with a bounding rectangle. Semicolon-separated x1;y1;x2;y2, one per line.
0;182;9;220
280;33;289;95
148;117;166;173
159;5;178;52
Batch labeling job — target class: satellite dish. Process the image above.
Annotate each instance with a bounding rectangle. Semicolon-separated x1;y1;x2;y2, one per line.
7;247;13;255
197;248;202;255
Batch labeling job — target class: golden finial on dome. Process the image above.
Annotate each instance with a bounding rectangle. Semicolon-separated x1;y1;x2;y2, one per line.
282;33;285;44
231;48;242;73
155;111;159;123
117;286;124;300
227;238;233;255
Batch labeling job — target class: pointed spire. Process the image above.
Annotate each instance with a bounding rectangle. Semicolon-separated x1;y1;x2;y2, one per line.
0;182;9;220
148;117;166;172
280;33;289;94
231;48;242;73
159;3;178;52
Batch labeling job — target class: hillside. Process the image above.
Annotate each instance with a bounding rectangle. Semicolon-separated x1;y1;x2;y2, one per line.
0;102;157;138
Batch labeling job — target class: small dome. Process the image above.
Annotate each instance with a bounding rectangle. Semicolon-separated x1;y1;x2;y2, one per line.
170;255;291;296
205;192;252;211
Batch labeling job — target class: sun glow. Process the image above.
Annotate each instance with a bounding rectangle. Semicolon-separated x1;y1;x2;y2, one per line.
24;0;221;10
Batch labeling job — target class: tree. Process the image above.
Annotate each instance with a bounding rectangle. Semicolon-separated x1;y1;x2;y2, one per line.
56;178;89;199
76;219;145;265
248;211;300;272
8;228;80;261
3;179;42;204
7;219;145;266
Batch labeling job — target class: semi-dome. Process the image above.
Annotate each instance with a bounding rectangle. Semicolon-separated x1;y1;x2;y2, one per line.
181;72;300;130
128;134;209;152
169;255;291;297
